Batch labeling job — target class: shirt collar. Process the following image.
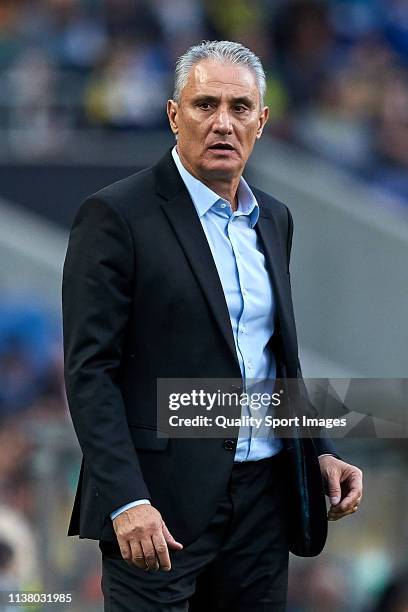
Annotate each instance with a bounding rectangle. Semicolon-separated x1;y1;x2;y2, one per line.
171;146;259;227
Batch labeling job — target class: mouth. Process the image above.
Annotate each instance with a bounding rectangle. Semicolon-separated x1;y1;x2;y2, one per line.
208;143;235;151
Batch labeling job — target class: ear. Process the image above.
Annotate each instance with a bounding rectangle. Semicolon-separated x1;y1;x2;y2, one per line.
256;106;269;139
167;99;179;136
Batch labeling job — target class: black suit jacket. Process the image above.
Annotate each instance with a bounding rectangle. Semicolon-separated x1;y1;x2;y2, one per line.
62;149;336;557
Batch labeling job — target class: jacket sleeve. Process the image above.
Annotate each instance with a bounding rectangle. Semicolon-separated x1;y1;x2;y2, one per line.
62;197;150;519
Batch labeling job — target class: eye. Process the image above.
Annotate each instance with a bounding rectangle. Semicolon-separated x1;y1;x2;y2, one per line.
234;105;247;113
197;102;212;110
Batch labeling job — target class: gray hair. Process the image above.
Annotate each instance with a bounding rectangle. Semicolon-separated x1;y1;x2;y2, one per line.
173;40;266;107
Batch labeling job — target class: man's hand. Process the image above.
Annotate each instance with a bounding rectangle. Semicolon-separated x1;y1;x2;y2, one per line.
318;455;363;521
112;505;183;571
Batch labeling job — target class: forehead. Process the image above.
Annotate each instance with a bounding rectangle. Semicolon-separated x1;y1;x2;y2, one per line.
182;60;260;101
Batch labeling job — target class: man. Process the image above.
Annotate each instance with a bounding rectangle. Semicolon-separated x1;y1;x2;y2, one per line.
62;41;363;611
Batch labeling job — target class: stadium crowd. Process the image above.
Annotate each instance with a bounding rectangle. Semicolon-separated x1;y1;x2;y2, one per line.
0;302;103;609
0;0;407;202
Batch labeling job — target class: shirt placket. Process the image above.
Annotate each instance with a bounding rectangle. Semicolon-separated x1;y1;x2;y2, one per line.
227;210;254;459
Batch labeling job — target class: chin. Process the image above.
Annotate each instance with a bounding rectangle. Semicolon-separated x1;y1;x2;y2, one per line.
202;160;240;178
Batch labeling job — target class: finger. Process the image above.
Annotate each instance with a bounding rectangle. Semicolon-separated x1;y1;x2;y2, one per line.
117;539;133;564
141;539;159;572
328;505;359;520
325;474;342;506
162;521;183;550
327;510;354;522
343;470;363;498
152;533;171;571
129;539;147;570
330;496;358;513
331;486;362;513
331;473;363;512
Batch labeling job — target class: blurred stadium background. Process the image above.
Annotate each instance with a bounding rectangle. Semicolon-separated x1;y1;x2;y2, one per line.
0;0;407;610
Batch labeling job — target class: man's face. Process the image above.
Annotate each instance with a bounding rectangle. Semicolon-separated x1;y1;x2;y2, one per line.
167;60;269;183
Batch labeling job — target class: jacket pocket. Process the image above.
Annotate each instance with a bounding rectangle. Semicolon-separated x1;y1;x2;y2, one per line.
128;424;169;451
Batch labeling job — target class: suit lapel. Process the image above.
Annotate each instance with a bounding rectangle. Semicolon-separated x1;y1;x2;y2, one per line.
256;209;289;323
153;151;240;369
255;199;299;371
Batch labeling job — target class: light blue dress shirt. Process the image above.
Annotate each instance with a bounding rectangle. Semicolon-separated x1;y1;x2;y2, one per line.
172;147;283;462
110;147;283;520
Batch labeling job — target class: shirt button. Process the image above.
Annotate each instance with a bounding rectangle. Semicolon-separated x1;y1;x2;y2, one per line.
219;202;227;208
223;439;236;451
240;325;246;333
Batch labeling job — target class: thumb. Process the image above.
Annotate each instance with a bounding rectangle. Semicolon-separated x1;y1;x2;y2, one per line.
162;521;183;550
327;478;341;506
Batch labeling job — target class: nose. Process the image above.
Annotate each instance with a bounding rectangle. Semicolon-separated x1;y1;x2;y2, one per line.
212;107;233;135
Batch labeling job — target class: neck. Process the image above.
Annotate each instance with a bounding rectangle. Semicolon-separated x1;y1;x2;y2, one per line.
176;147;241;211
199;176;240;211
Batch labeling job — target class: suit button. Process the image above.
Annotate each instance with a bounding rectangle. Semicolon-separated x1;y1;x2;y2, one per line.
223;439;236;451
